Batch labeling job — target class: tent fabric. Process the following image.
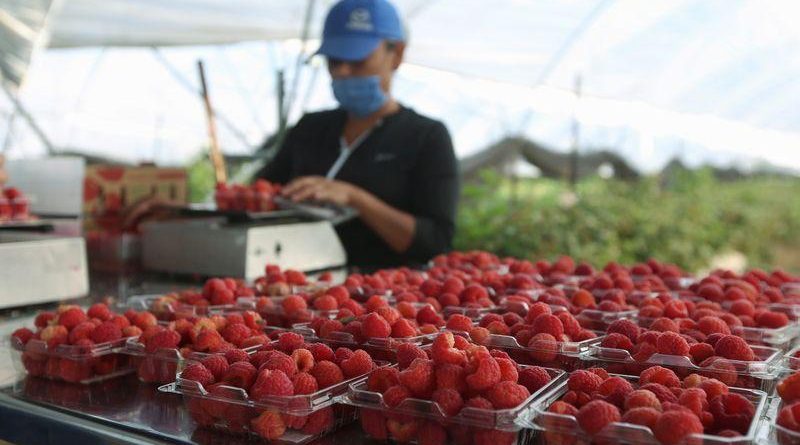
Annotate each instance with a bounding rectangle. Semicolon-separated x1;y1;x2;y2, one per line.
0;0;53;88
1;0;799;172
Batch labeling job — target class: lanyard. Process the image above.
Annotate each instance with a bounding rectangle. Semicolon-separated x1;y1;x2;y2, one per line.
325;120;382;179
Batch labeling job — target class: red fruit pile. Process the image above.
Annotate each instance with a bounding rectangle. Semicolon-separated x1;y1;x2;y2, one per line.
303;299;441;346
599;319;759;365
444;304;597;367
358;332;553;445
11;303;147;383
638;289;792;332
181;332;376;440
0;186;30;220
253;264;323;297
146;277;256;320
251;285;368;327
214;179;281;212
778;371;800;443
546;367;756;445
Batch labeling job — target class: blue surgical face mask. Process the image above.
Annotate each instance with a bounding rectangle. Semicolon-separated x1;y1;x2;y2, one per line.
331;75;387;117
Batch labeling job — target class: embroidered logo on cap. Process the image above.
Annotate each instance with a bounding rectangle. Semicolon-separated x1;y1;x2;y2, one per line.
346;8;374;32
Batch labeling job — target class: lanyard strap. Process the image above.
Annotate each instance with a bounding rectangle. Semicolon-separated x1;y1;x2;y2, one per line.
325;120;382;179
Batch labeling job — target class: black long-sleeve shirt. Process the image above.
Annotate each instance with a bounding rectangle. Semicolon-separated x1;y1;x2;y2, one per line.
257;105;459;269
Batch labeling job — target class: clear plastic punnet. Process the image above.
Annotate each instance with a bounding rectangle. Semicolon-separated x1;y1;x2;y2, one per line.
638;315;800;351
582;343;781;393
527;374;768;445
342;365;566;445
576;307;639;331
9;335;134;384
160;359;391;444
235;295;339;328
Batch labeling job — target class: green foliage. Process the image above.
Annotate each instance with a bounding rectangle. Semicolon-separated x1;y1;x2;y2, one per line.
455;170;800;273
187;155;216;203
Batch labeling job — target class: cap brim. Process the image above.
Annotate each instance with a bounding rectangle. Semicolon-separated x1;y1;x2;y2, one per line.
315;36;383;61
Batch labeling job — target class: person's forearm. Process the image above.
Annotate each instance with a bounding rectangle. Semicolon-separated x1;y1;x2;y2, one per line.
350;187;415;253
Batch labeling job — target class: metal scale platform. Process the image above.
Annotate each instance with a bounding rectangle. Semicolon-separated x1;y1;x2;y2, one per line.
141;201;353;281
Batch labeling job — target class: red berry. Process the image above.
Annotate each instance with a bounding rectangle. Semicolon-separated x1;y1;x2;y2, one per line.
576;400;620;435
607;319;640;342
486;381;530;409
306;342;335;362
600;333;634;352
697;316;731;336
251;410;286;440
368;367;400;393
251;369;294;399
465;357;501;392
779;372;800;403
531;314;564;338
656;331;690;356
341;349;374;378
432;388;464;416
276;332;304;353
640;383;678;403
431;332;467;366
292;372;319;395
624;389;662;411
383;385;411;408
567;370;603;393
653;410;703;445
181;363;215;387
621;407;660;430
310;360;344;389
640;366;680;388
90;321;122;344
713;335;755;361
399;358;435;398
777;402;800;432
361;313;392;338
596;376;634;408
756;310;789;328
200;355;229;381
221;361;257;389
396;343;428;370
709;393;755;434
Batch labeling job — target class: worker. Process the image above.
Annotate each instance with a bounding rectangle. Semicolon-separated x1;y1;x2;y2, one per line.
258;0;459;270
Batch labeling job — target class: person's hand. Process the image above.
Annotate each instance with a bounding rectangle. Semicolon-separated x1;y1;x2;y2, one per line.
0;154;7;186
282;176;360;207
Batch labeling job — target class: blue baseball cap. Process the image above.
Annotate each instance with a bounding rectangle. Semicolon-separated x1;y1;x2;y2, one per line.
316;0;405;62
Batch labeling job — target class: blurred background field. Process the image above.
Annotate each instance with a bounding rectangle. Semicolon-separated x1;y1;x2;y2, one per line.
454;169;800;274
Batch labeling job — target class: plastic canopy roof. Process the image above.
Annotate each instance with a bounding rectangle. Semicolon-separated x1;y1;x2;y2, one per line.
1;0;799;173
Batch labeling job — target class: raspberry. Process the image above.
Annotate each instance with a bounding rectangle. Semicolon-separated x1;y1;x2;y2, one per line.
677;387;707;416
90;321;122;344
683;373;706;388
587;367;610;379
777;402;800;432
624;389;662;411
361;313;392;338
144;329;180;353
487;381;530;409
697;316;731;336
435;363;466;392
200;355;229;381
67;322;95;344
663;300;689;318
341;349;374;378
306;342;335;362
557;312;582;337
576;400;620;435
251;410;286;440
221;323;251;347
531;314;564;338
418;421;446;445
182;363;215;387
291;348;315;373
453;335;471;350
396;343;428;370
276;332;304;353
132;311;158;330
368;367;400;393
11;328;34;346
621;407;660;430
640;366;680;388
465;357;501;392
122;326;143;338
656;331;690;356
35;311;56;328
334;347;354;365
222;361;257;389
292;372;319;395
713;335;755;361
689;342;715;364
399;358;435;397
640;383;678;404
57;307;88;330
281;295;307;315
446;314;473;332
654;410;703;445
194;330;223;352
87;303;113;321
527;332;559;362
524;302;552;324
568;370;603;393
756;310;789;328
495;358;518;382
473;429;516;445
251;369;294;399
709;393;755;434
310;361;344;389
779;372;800;403
607;319;640;342
432;388;464;416
263;353;298;377
361;409;387;440
649;317;680;333
464;396;494;410
387;418;420;442
222;348;248;364
383;385;411;408
596;376;634;407
548;400;578;416
431;332;467;366
391;318;418;338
